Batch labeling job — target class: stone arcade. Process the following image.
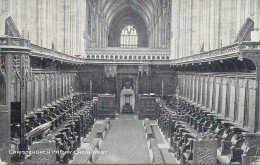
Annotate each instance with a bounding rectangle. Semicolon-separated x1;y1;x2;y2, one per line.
0;0;260;164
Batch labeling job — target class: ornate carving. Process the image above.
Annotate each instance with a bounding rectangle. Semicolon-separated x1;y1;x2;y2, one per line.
45;74;49;80
239;79;247;88
230;78;237;86
222;77;228;85
234;17;254;42
22;54;30;85
5;16;21;37
209;76;214;83
11;55;21;80
138;65;150;76
28;67;32;82
0;54;6;78
104;65;117;77
244;53;260;67
193;140;217;164
204;76;209;82
216;77;221;84
31;139;56;164
248;79;257;89
40;74;45;80
85;48;170;61
11;54;30;88
34;75;39;81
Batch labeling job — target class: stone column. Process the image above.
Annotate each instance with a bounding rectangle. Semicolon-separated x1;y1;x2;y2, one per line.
76;0;80;53
56;0;64;52
64;0;70;54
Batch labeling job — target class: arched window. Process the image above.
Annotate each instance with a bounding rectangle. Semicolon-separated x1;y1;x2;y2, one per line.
120;25;138;47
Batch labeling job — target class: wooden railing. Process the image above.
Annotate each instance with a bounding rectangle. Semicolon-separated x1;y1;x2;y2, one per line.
0;36;30;47
29;44;85;64
1;36;260;65
172;42;260;65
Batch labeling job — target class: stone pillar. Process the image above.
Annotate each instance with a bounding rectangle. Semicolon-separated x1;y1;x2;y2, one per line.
64;0;70;54
171;0;180;59
186;0;192;56
76;0;80;53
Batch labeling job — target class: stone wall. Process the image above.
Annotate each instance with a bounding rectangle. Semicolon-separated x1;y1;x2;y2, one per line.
0;0;86;56
171;0;260;59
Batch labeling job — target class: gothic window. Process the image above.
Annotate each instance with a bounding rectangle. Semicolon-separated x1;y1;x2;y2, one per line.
120;25;138;47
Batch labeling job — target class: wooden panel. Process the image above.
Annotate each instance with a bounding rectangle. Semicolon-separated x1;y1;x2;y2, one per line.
214;83;220;113
11;102;21;124
138;96;157;120
221;78;227;116
229;84;236;119
209;77;214;110
97;94;116;119
247;79;256;130
238;79;246;125
248;87;256;129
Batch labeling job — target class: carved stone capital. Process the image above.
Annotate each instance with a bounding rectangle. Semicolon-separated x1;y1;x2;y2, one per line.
45;74;49;80
209;76;214;83
204;76;209;82
222;78;228;85
216;77;221;84
34;75;39;81
41;74;45;80
239;78;247;88
230;78;237;86
193;75;196;80
248;79;257;89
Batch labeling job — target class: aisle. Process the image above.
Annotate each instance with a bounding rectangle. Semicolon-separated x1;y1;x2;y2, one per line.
95;119;151;164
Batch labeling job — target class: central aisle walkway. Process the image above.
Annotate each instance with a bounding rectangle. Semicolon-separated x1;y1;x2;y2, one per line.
95;118;151;164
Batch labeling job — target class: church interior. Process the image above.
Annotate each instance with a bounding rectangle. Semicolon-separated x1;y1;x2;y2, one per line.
1;0;260;164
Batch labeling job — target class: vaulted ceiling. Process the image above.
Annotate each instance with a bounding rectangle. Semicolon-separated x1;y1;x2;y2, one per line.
100;0;165;30
87;0;171;48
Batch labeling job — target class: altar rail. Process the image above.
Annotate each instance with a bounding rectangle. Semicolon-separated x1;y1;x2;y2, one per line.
178;72;258;132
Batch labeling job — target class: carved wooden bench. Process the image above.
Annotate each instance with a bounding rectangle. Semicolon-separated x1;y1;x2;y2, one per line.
97;118;110;139
71;138;100;164
150;138;164;164
144;120;154;140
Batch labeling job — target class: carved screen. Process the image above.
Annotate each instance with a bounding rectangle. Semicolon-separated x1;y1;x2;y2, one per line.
193;140;217;164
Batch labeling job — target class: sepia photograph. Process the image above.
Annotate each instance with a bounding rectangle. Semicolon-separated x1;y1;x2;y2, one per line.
0;0;260;164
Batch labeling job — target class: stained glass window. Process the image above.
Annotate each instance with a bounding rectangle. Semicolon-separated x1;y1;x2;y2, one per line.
120;25;138;47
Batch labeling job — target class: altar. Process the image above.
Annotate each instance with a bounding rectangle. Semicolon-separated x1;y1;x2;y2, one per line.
120;87;135;113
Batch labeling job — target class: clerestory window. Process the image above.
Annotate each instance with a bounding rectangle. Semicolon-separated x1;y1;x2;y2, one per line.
120;25;138;47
